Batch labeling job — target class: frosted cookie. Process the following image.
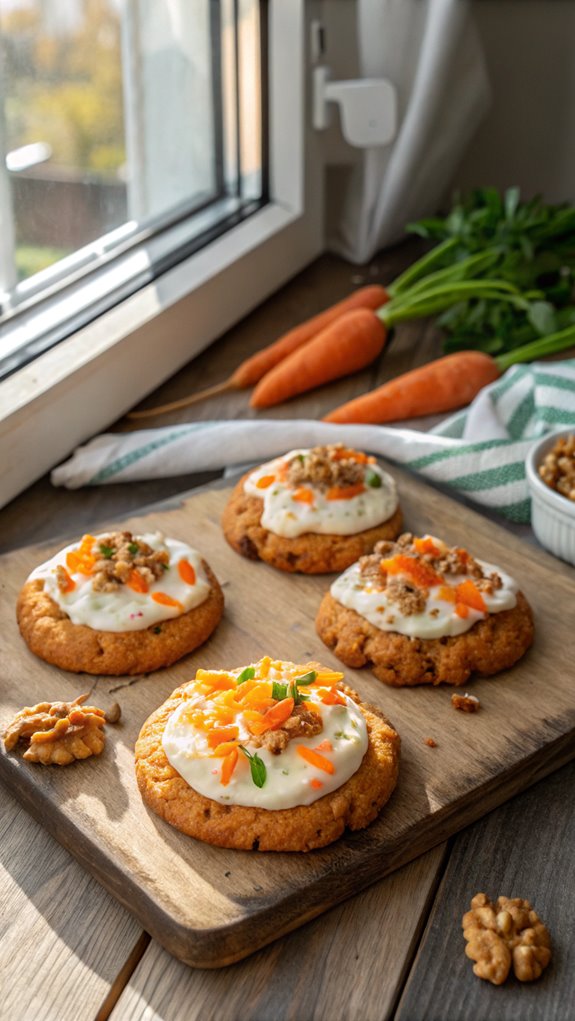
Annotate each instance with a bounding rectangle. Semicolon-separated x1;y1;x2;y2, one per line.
221;444;402;573
135;656;400;851
316;534;534;686
17;530;224;675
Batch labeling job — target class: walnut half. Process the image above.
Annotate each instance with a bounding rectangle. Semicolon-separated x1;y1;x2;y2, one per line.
4;694;108;766
462;893;552;984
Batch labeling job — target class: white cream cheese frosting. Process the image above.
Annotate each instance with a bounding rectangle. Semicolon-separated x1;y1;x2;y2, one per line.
330;535;518;639
162;659;368;809
244;447;398;538
30;531;211;632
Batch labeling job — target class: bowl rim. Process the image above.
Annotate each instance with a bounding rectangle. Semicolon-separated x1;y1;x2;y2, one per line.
525;427;575;519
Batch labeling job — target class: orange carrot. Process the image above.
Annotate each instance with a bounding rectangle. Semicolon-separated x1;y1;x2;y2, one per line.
326;482;366;501
455;580;487;613
250;308;387;409
178;558;196;585
296;745;335;774
127;569;148;594
236;285;388;389
220;747;238;785
324;351;500;424
151;592;183;611
128;285;388;418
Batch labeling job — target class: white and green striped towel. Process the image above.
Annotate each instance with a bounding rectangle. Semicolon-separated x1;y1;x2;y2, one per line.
51;360;575;524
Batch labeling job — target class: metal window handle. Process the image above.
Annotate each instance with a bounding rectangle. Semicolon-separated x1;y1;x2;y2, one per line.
313;66;397;149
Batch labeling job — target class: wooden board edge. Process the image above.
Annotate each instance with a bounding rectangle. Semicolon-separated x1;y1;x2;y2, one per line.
2;722;574;969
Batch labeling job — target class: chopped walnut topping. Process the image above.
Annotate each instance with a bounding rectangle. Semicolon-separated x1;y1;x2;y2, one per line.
3;694;112;765
285;445;365;491
463;893;552;984
386;578;427;615
253;703;323;755
359;552;387;588
452;692;480;713
539;433;575;501
87;531;168;592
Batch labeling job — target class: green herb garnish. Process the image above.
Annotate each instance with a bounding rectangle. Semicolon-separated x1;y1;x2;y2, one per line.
272;681;288;701
290;680;310;705
127;542;139;555
99;544;114;559
236;666;255;685
365;468;382;488
239;746;267;788
294;670;317;686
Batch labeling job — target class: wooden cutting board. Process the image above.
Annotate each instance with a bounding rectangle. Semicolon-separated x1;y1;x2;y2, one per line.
1;468;574;968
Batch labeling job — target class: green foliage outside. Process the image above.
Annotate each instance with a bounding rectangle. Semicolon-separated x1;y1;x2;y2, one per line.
2;0;125;176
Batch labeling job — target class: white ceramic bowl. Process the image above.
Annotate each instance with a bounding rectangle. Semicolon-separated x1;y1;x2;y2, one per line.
525;428;575;566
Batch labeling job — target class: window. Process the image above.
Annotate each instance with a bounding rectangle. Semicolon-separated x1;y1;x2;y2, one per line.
0;0;324;509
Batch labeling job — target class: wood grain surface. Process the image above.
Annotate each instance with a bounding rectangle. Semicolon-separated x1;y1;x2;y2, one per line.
1;464;575;970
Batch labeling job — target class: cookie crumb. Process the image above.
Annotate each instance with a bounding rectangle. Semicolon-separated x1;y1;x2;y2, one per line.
425;737;437;748
452;692;480;713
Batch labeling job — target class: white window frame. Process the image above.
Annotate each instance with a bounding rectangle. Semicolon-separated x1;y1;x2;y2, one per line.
0;0;324;510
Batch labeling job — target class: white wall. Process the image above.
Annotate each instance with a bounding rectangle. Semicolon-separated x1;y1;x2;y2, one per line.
451;1;575;203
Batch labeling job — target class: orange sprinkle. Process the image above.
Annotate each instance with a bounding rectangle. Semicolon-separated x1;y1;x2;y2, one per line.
310;779;324;790
455;579;487;614
211;741;240;757
127;569;149;594
413;536;441;556
292;487;315;504
178;558;196;585
59;567;76;593
151;592;183;611
330;448;369;464
297;745;335;775
314;739;333;753
207;727;239;749
220;747;238;786
255;474;276;489
326;482;366;501
382;554;442;589
320;686;346;706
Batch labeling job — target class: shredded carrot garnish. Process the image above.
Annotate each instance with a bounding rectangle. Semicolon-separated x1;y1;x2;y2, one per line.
207;727;239;749
314;739;333;753
326;482;366;501
66;550;96;576
310;779;324;790
455;603;469;618
255;474;276;489
220;747;238;786
320;686;346;706
315;670;344;684
258;656;272;679
413;536;441;556
330;448;369;464
292;487;315;504
436;585;456;603
178;558;196;585
248;697;294;735
59;568;76;593
127;569;149;594
211;740;240;757
151;592;183;611
297;745;335;774
455;579;487;613
382;554;442;589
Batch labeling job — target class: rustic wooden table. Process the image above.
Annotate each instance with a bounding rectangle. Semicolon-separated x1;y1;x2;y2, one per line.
1;249;574;1021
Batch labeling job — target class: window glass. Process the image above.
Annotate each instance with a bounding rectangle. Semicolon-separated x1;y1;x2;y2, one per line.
0;0;264;373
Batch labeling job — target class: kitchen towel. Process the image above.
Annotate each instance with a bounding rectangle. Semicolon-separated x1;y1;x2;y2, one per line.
51;360;575;524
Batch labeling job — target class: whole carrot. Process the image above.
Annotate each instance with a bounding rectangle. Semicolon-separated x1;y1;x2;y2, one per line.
323;351;500;423
234;284;388;388
127;284;388;419
250;308;387;408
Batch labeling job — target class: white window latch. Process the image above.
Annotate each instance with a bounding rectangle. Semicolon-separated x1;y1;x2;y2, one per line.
313;66;397;149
